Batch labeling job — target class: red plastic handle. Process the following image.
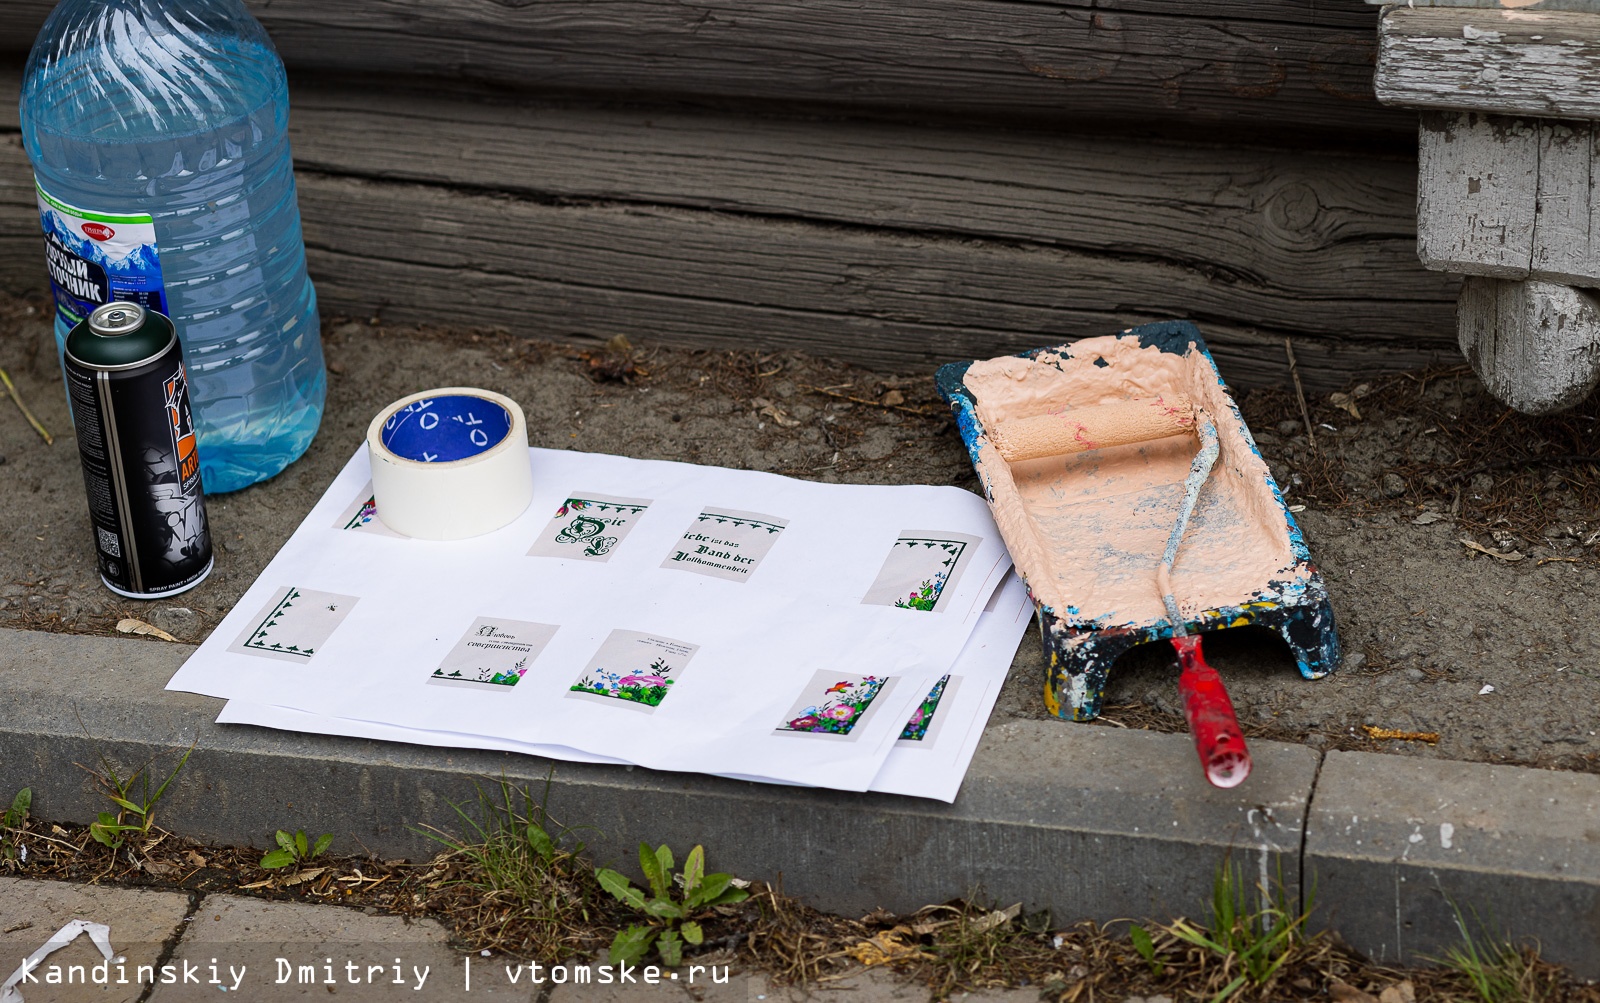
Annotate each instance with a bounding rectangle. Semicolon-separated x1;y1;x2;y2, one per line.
1172;635;1252;788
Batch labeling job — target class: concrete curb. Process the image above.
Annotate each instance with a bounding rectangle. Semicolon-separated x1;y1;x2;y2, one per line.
1;627;1595;977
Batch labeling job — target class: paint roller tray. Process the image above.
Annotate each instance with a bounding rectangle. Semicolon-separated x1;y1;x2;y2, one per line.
936;321;1340;722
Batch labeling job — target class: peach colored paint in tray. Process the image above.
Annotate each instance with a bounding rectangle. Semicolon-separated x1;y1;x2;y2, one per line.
936;322;1340;722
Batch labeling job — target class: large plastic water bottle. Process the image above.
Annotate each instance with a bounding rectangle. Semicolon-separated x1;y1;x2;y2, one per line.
21;0;325;493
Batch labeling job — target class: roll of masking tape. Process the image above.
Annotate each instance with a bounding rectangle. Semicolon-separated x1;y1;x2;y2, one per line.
366;388;534;540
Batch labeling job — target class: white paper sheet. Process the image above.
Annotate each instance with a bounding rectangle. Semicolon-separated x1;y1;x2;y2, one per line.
216;573;1034;801
176;446;1011;790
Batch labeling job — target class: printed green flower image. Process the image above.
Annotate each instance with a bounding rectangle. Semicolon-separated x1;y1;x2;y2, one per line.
571;657;676;707
781;676;886;735
893;570;949;612
431;655;528;688
900;675;950;741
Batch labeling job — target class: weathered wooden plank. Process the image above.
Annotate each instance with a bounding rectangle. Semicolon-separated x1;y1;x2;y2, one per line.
1378;6;1600;119
0;134;40;301
302;244;1453;389
0;135;1452;388
0;65;1455;347
1417;112;1539;278
1531;119;1600;284
1459;276;1600;413
1415;111;1600;283
1365;0;1600;12
285;171;1425;347
279;79;1450;341
0;0;1405;137
292;170;1455;388
0;65;1458;355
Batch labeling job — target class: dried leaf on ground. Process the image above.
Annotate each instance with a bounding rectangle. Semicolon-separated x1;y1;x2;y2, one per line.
846;927;928;966
1330;981;1379;1003
968;902;1022;934
752;397;801;428
1460;538;1525;562
115;619;178;641
284;866;328;887
1378;980;1416;1003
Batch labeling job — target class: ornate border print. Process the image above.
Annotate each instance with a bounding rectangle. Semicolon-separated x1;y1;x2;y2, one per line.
228;586;360;664
861;530;981;613
528;493;653;562
662;508;789;582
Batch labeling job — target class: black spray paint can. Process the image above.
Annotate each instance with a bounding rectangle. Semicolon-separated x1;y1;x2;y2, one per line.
64;302;213;597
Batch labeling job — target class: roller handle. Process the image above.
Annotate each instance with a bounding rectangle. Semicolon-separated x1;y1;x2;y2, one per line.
1172;635;1252;789
990;394;1197;462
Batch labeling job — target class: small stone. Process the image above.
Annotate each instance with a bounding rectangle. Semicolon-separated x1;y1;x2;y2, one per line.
1381;472;1407;498
1470;473;1495;496
1404;668;1425;682
327;360;346;375
880;390;905;406
150;606;201;639
1344;652;1366;671
1276;419;1301;435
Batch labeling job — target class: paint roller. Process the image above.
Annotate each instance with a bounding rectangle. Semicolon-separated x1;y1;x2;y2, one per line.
990;394;1253;789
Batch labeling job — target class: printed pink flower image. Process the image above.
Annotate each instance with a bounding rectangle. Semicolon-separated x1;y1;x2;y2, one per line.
619;674;669;688
779;675;888;736
900;675;951;741
571;656;676;707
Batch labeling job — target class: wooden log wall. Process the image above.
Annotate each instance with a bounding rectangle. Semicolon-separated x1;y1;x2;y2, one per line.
0;1;1457;388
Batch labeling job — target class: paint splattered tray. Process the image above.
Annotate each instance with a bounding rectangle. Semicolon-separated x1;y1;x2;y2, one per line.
936;321;1340;721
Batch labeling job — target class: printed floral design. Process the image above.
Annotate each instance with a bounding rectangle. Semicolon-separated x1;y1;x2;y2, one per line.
431;656;528;688
571;656;676;707
863;533;976;612
894;571;949;612
343;495;378;530
779;676;886;735
900;675;950;741
555;514;616;556
538;496;649;558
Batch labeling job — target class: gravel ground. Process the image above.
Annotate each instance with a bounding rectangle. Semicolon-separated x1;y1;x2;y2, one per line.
3;291;1596;774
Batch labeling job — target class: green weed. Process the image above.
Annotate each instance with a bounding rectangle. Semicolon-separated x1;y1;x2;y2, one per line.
1128;922;1164;977
416;776;597;961
1432;902;1556;1003
1;787;31;863
82;744;193;853
1164;858;1311;1003
595;842;749;967
260;829;333;870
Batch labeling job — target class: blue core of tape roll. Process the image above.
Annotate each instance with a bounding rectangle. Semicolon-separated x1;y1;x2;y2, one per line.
380;394;513;462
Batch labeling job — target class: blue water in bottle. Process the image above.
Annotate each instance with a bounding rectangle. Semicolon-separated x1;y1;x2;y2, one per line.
21;0;325;493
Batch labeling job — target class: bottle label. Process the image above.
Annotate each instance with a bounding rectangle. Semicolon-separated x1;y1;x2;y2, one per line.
35;181;167;327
